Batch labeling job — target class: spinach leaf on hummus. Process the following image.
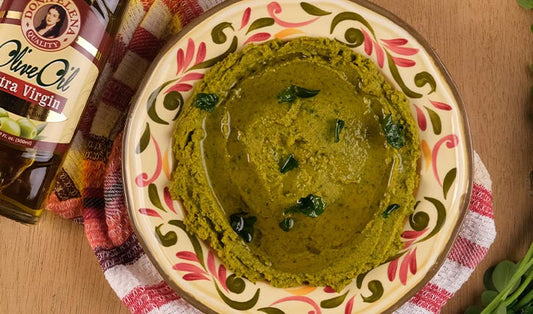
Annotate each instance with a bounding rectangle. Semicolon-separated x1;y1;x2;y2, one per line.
278;85;320;103
382;114;406;149
193;93;219;112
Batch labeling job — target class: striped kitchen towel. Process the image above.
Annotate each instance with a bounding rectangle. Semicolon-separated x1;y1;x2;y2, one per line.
46;0;496;313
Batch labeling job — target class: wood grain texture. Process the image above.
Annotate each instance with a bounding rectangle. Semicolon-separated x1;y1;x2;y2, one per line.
1;0;532;313
0;211;129;313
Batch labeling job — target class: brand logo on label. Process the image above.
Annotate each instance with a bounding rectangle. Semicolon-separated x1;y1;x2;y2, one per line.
21;1;81;52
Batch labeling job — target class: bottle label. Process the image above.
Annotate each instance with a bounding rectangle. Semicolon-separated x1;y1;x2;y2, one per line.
0;0;110;153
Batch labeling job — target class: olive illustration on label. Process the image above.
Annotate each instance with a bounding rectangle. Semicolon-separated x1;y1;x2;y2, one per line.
0;108;8;118
0;117;21;136
17;118;38;139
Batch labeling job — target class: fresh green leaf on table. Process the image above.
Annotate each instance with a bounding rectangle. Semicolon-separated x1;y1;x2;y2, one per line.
465;242;533;314
517;0;533;9
491;260;520;293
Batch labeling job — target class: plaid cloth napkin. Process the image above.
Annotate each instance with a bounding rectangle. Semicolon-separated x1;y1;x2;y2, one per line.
46;0;497;313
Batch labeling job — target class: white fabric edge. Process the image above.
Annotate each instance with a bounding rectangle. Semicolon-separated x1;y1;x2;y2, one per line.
104;254;164;299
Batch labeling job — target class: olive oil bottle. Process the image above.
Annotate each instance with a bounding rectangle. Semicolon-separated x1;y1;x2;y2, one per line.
0;0;125;223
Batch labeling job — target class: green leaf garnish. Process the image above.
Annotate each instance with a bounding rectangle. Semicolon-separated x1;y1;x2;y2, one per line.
517;0;533;9
229;212;257;243
280;194;325;231
484;266;497;291
279;154;299;174
278;85;320;103
279;217;294;232
297;194;326;217
464;305;484;314
193;93;219;112
334;119;345;143
381;114;406;149
278;86;297;103
481;291;499;307
492;261;520;293
467;242;533;313
288;194;326;218
294;86;320;98
382;204;400;218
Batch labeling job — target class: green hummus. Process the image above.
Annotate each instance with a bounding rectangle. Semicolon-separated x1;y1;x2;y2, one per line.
170;37;420;291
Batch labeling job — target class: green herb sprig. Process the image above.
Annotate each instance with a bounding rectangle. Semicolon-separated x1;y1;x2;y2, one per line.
465;242;533;314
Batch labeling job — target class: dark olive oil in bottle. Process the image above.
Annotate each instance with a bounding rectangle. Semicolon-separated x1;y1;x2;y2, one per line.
0;0;126;223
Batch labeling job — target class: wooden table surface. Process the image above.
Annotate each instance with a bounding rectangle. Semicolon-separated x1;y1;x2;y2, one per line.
1;0;532;313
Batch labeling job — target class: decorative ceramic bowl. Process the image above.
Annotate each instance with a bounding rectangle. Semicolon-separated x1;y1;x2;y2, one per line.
122;0;472;313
